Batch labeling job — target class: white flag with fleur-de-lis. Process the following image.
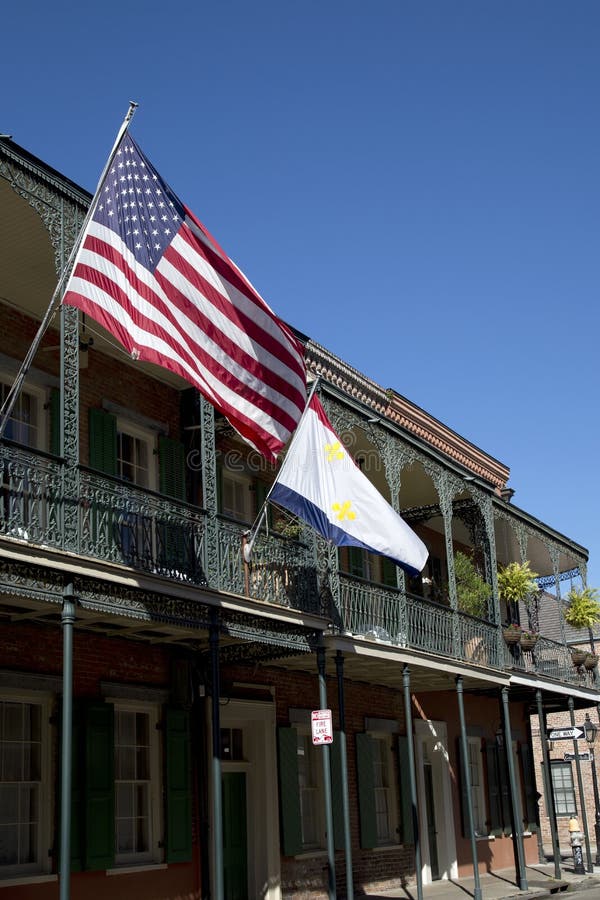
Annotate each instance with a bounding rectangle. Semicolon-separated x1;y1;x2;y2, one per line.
270;393;428;576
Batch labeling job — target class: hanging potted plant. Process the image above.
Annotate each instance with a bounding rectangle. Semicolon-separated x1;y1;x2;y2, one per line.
498;560;540;643
564;586;600;668
584;652;599;671
502;622;523;645
520;629;539;652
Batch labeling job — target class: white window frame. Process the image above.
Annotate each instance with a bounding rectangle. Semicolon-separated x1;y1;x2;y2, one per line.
221;470;253;523
369;732;400;846
0;377;48;452
550;760;577;817
0;689;52;880
110;699;163;867
296;727;326;852
115;418;157;491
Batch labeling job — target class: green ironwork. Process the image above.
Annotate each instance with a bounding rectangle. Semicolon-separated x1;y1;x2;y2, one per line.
79;469;207;583
500;687;527;891
200;395;220;584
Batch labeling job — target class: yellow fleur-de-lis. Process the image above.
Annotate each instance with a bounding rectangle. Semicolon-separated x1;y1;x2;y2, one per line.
332;500;356;522
325;441;344;462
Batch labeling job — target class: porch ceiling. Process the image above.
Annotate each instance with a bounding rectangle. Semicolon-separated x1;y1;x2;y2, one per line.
0;174;188;390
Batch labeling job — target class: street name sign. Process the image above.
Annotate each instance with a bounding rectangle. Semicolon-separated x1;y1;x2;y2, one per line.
564;751;591;761
547;726;584;741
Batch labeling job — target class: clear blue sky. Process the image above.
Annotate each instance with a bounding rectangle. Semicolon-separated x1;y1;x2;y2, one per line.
3;1;599;588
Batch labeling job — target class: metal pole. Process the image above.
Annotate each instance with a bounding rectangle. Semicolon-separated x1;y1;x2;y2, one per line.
568;697;593;872
59;583;76;900
589;749;600;866
536;690;561;878
402;665;422;900
335;651;353;899
317;644;336;899
456;677;483;900
500;687;528;891
210;610;224;900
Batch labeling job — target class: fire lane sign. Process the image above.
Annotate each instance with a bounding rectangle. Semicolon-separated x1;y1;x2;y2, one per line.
547;726;584;741
311;709;333;745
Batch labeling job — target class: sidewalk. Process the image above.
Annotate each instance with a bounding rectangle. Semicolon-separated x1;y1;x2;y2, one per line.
360;862;600;899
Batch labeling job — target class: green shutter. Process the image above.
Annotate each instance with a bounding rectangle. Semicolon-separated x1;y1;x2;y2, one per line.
49;387;61;457
166;707;192;862
330;732;345;852
485;743;504;837
88;408;117;475
381;557;397;588
397;735;414;843
457;739;469;838
356;732;377;849
276;726;302;856
497;743;512;835
519;742;539;833
56;703;83;872
348;548;365;578
159;436;186;500
84;702;114;871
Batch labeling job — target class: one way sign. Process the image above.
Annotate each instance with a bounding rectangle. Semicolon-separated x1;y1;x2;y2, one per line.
547;726;584;741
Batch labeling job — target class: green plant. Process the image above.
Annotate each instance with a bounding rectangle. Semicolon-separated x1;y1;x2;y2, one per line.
497;561;539;604
454;551;490;618
564;586;600;630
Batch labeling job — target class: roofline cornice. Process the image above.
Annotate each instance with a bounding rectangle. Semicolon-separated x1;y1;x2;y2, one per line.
306;339;510;491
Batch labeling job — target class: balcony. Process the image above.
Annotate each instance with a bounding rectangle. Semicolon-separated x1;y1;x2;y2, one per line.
0;441;319;613
0;440;591;687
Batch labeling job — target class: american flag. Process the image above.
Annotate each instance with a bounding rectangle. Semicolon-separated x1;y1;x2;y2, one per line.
62;133;306;460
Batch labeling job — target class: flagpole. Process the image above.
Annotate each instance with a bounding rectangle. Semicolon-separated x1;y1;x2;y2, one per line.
243;377;320;563
0;101;139;441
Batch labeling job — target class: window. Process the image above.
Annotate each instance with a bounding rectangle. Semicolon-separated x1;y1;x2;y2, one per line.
356;720;400;849
550;761;577;816
116;420;156;490
371;734;399;845
221;471;253;523
113;702;162;865
297;730;324;850
466;737;487;836
0;381;47;451
0;693;51;879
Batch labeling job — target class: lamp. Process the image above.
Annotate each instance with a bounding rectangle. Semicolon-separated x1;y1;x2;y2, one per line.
584;713;597;746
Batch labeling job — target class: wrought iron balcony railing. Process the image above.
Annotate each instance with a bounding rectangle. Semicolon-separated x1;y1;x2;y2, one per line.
504;634;599;688
337;574;501;666
216;517;319;613
0;442;592;687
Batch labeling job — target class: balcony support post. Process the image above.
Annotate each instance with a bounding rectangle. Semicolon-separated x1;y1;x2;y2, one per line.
209;610;224;900
536;690;561;878
59;582;76;900
59;206;80;553
200;395;220;586
402;665;422;900
568;696;593;872
317;643;337;899
456;676;483;900
335;651;354;899
500;687;528;891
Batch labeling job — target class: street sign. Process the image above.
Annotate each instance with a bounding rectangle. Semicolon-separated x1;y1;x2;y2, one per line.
311;708;333;745
547;726;584;741
564;751;591;761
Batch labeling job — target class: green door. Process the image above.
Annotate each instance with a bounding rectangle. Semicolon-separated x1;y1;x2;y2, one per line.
222;772;248;900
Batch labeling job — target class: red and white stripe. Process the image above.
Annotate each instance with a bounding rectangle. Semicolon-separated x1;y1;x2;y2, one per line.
63;210;306;460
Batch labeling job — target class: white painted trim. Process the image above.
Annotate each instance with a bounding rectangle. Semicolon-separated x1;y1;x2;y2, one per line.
209;698;281;900
414;719;458;885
